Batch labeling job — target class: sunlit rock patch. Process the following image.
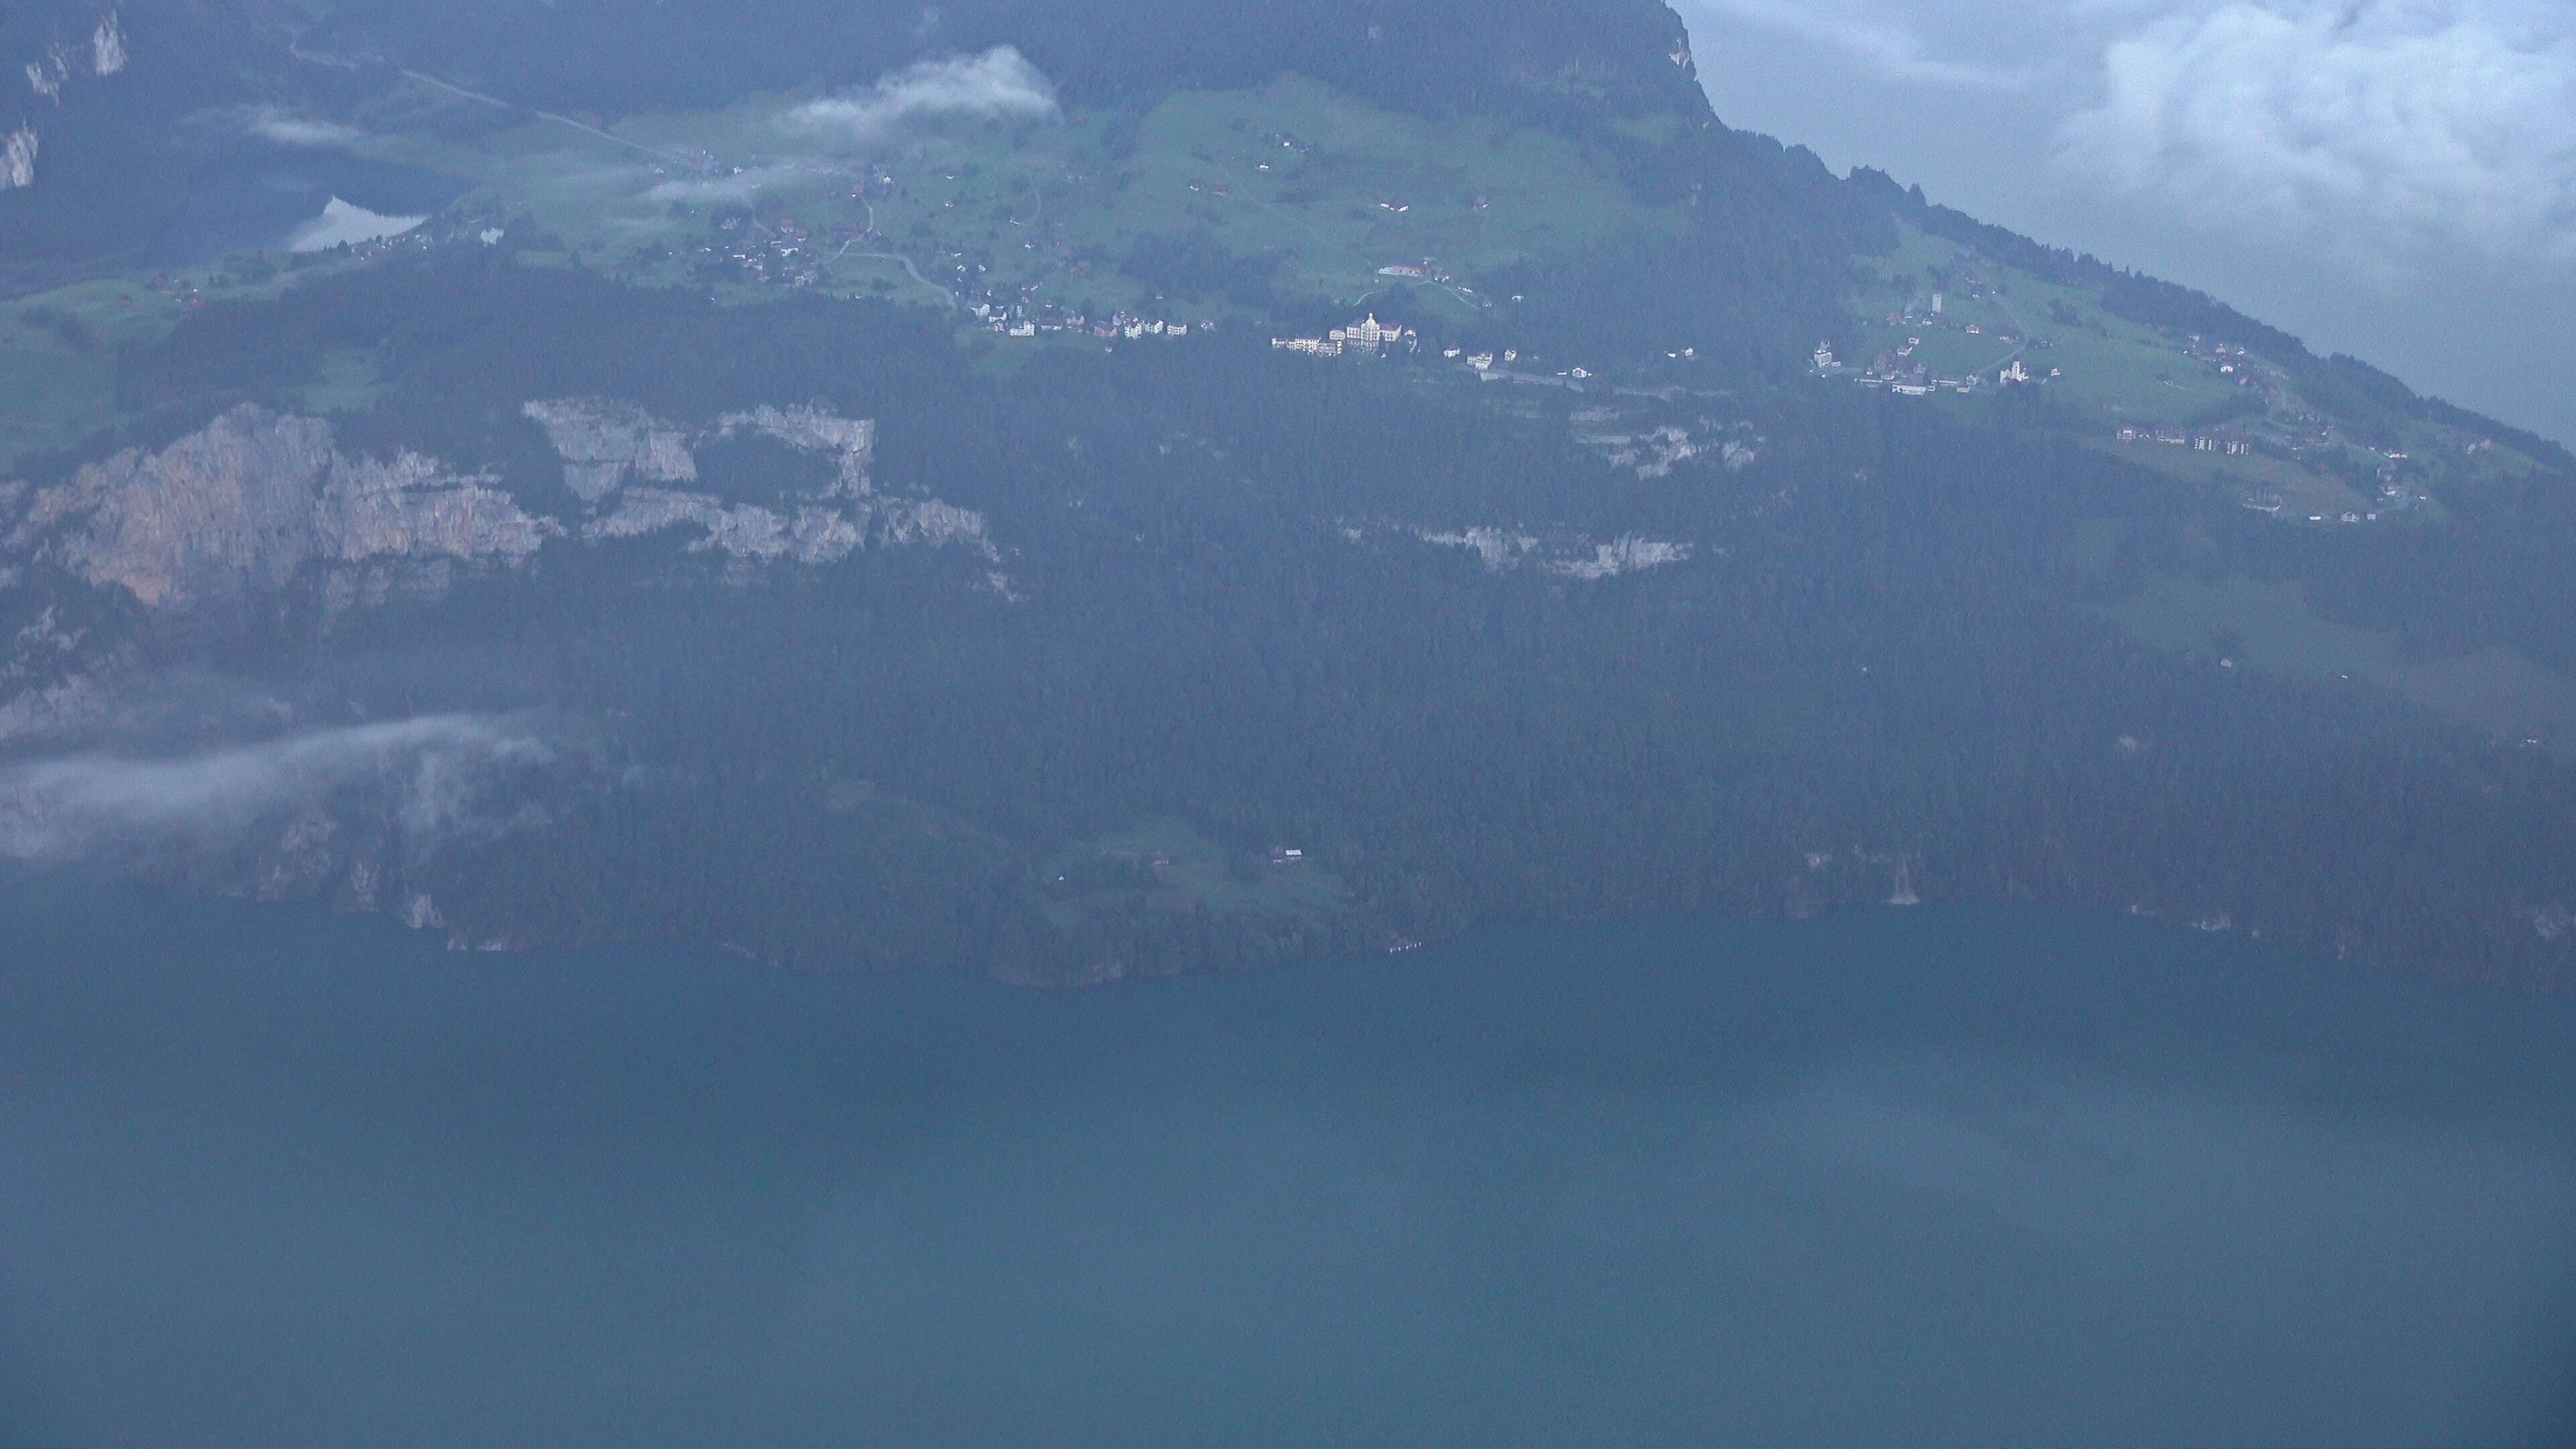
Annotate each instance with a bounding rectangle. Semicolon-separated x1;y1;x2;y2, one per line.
15;406;555;608
523;396;997;568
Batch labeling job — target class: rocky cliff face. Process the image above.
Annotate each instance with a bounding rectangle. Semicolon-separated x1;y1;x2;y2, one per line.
1406;524;1693;578
7;5;129;191
587;488;867;564
17;405;556;608
521;398;700;502
521;398;881;503
526;396;996;569
0;396;997;738
0;392;1000;939
714;405;876;497
9;398;985;614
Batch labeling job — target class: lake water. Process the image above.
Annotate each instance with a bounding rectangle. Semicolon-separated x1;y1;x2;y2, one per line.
282;198;429;254
147;152;465;267
3;877;2572;1446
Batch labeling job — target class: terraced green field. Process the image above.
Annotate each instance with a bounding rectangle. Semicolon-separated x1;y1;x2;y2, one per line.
3;253;392;471
1106;77;1666;304
0;281;170;467
337;70;1669;318
1852;225;2240;423
1;68;1680;474
2089;439;2377;519
346;72;1672;318
1847;224;2546;523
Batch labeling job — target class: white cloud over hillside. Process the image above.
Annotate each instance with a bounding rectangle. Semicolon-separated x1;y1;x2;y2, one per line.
1680;0;2576;268
2061;2;2576;265
788;46;1060;147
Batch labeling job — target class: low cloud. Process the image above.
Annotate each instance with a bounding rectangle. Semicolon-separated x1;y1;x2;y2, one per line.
1684;0;2043;87
241;105;365;149
0;714;553;859
2058;1;2576;266
788;46;1059;147
646;164;807;208
2;125;34;191
1678;0;2576;268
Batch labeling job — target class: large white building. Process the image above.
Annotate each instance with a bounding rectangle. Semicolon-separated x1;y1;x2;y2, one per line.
1276;313;1414;359
1337;313;1412;353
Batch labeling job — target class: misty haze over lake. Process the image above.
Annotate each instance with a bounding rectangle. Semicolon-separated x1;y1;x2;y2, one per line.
3;881;2570;1447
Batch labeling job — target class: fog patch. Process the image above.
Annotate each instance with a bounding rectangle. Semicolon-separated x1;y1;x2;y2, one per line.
1679;0;2576;270
788;46;1059;148
2059;1;2576;268
645;164;807;208
2;125;35;191
241;105;364;149
0;714;553;859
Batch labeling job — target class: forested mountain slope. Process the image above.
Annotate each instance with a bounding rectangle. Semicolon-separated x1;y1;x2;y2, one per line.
2;0;2572;987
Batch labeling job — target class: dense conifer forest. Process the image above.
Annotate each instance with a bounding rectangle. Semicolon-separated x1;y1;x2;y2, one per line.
2;252;2555;986
3;0;2573;987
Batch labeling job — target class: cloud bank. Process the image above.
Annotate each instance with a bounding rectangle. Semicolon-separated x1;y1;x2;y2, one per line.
1;125;33;191
245;106;365;149
1682;0;2576;267
646;164;806;207
0;714;553;859
2059;1;2576;264
788;46;1059;146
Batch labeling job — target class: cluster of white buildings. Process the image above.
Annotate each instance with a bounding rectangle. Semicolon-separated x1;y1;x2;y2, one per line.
2116;425;2252;455
1833;335;2060;396
1376;259;1452;282
2182;337;2267;392
1267;318;1576;382
974;301;1212;342
1272;313;1419;358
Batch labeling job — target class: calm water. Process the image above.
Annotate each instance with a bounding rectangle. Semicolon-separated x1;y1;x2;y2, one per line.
3;877;2573;1447
148;152;466;267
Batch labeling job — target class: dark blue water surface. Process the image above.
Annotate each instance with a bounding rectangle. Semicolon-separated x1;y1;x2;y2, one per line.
3;875;2573;1447
146;151;468;267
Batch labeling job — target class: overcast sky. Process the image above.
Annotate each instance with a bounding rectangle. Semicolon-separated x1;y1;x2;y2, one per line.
1672;0;2576;444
